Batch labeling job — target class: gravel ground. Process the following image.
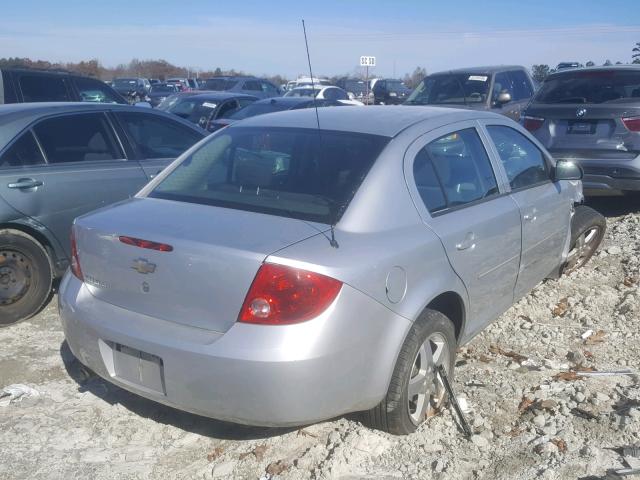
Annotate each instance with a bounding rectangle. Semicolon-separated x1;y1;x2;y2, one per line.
1;197;639;480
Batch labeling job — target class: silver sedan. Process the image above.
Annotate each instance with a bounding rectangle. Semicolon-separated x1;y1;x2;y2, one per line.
59;106;584;434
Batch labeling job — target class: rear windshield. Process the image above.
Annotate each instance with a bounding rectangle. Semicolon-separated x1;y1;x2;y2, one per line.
534;70;640;104
204;79;238;91
150;127;389;224
405;73;490;105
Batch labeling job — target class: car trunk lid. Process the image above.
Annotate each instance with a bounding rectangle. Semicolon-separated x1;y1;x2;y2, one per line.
526;103;640;160
74;197;323;333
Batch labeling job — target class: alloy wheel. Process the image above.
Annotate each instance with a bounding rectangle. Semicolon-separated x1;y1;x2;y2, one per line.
565;226;602;274
407;332;451;425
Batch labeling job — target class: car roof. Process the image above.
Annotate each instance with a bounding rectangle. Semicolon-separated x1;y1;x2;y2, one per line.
173;92;257;101
233;105;503;137
253;97;312;106
546;65;640;78
430;65;526;76
0;102;202;149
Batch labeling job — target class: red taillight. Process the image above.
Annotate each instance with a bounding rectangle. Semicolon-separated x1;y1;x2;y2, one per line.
622;116;640;132
70;227;83;281
238;263;343;325
523;115;545;132
119;236;173;252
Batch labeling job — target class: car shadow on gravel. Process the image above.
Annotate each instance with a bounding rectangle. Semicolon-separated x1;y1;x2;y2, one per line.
60;341;299;441
586;195;640;218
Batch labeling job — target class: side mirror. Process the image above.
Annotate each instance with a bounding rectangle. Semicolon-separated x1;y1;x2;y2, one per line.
554;160;583;181
496;91;512;105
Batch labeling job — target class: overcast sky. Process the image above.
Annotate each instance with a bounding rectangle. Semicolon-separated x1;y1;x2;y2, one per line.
1;0;638;78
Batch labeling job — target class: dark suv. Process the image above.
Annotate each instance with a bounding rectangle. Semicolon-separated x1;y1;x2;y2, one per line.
371;79;411;105
0;68;127;105
405;66;535;121
522;66;640;195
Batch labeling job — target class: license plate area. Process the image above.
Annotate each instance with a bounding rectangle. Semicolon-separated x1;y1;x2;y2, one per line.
567;120;597;134
104;341;166;395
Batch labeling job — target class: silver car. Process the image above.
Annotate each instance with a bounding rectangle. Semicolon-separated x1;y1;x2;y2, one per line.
59;106;584;434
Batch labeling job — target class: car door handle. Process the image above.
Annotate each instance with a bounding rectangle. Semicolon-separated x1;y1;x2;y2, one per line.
456;232;476;251
523;209;538;222
7;178;43;189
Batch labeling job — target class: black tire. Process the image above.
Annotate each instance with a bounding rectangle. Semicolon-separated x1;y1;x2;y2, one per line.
563;205;606;274
0;230;52;326
364;309;456;435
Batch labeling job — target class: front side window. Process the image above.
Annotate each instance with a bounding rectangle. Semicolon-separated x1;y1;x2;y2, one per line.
33;113;122;164
19;75;70;102
486;126;549;190
412;128;498;213
150;127;389;224
509;71;534;100
75;77;123;104
243;81;262;91
492;72;514;103
0;131;46;169
116;112;203;159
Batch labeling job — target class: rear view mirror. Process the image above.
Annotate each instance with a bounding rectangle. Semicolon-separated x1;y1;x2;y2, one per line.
496;91;512;104
554;160;583;181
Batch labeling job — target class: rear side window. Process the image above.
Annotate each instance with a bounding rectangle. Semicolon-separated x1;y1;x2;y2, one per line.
33;113;122;164
74;77;124;104
535;70;640;104
486;126;549;189
0;131;46;169
413;128;498;214
150;127;389;224
19;75;71;102
116;112;203;159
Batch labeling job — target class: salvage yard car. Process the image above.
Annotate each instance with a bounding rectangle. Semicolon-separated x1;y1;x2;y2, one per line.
522;65;640;196
0;103;205;325
405;66;535;121
59;106;602;434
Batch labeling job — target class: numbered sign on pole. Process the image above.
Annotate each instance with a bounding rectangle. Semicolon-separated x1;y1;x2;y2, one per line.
360;56;376;67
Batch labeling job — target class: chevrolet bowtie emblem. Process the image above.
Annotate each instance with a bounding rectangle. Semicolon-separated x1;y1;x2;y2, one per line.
131;258;156;275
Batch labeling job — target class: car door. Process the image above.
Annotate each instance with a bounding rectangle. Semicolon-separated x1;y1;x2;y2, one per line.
0;111;148;258
480;121;572;300
404;122;522;335
113;110;205;179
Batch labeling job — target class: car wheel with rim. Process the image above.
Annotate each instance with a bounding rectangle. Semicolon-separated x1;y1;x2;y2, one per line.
365;309;456;434
563;205;606;275
0;230;52;326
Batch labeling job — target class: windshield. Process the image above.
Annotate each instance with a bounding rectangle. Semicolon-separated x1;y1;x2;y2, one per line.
405;73;490;105
284;88;319;98
228;102;291;120
386;80;407;93
150;127;389;224
204;79;238;91
150;84;176;93
534;70;640;104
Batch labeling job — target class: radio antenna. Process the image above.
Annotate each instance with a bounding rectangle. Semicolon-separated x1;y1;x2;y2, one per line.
301;19;338;248
302;19;321;131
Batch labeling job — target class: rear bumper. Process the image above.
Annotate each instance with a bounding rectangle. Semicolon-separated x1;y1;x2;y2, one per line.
59;273;411;427
552;155;640;194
